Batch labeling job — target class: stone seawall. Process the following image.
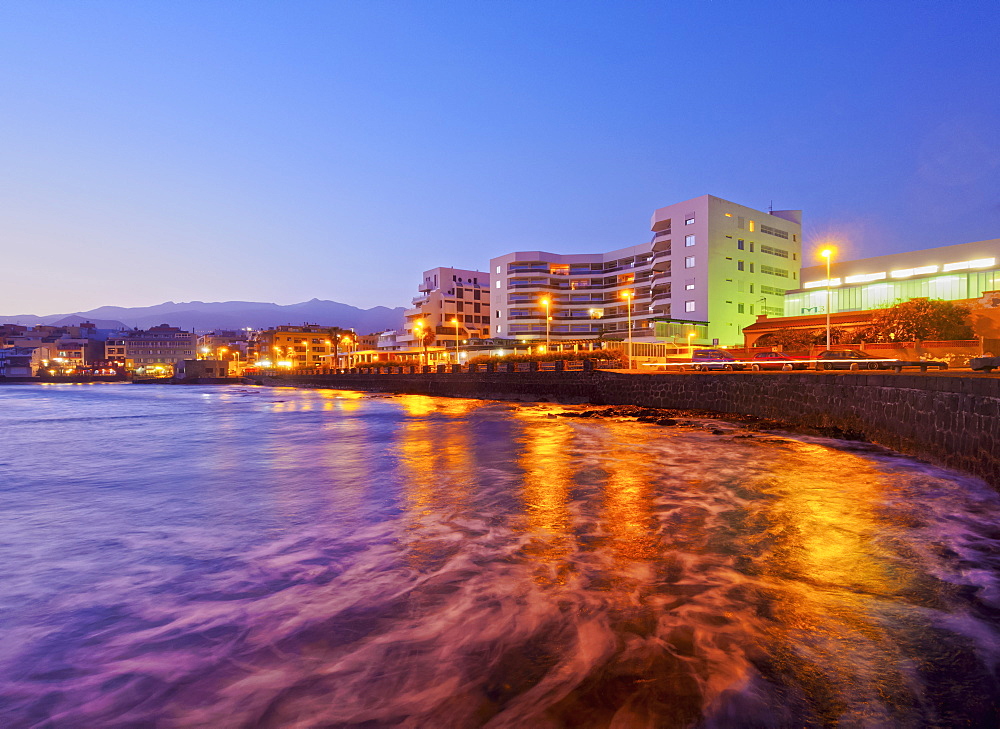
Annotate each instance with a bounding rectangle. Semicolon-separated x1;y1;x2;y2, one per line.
263;371;1000;488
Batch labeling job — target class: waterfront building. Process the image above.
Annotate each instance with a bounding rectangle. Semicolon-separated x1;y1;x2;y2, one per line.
400;267;491;355
0;346;47;377
490;195;802;347
784;238;1000;316
249;324;358;369
106;324;198;374
377;329;403;351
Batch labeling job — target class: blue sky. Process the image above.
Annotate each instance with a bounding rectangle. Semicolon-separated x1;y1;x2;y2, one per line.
2;1;999;314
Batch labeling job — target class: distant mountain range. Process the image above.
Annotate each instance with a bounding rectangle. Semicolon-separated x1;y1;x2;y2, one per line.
0;299;406;334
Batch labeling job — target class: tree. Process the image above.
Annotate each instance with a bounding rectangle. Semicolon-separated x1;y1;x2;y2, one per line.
757;328;818;350
414;322;435;364
864;298;973;343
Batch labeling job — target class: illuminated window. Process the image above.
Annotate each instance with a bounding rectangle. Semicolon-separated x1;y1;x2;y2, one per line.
684;300;696;312
685;283;695;290
685;217;695;225
685;235;696;246
749;220;756;232
685;256;695;268
725;213;733;218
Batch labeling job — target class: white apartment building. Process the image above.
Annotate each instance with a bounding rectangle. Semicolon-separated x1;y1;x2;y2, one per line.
400;267;491;351
490;195;802;347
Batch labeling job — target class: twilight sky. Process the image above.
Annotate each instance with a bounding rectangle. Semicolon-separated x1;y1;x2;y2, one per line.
2;1;999;315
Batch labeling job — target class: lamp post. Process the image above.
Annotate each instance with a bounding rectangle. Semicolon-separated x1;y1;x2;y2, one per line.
620;290;634;369
451;318;460;363
820;247;835;350
539;296;551;353
687;330;696;357
414;320;425;366
341;334;354;369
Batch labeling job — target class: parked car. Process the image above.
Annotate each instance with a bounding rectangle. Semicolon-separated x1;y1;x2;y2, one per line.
970;356;1000;373
750;352;807;371
689;349;745;371
815;349;886;370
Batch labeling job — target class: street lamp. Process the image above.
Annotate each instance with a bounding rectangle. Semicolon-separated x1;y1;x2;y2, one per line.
340;334;354;369
820;247;835;350
451;318;460;363
414;321;425;365
540;296;551;352
687;330;696;357
620;290;634;370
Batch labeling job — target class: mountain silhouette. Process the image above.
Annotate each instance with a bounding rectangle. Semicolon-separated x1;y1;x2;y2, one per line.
0;299;405;334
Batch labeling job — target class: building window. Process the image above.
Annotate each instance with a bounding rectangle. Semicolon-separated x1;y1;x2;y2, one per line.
496;281;501;288
685;234;696;247
749;284;754;293
750;263;755;273
685;217;695;225
496;265;501;274
738;303;745;314
684;300;696;313
685;283;695;290
749;220;755;232
750;242;755;252
685;256;695;269
737;260;745;271
737;239;744;250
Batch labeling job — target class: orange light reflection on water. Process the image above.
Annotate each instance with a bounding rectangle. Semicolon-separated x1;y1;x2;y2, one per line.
395;396;477;572
516;416;575;585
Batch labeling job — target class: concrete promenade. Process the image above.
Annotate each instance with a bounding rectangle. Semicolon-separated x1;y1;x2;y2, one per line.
259;367;1000;489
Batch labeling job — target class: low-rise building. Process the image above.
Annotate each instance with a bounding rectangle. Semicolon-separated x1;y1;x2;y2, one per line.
784;238;1000;317
0;346;49;377
249;324;359;369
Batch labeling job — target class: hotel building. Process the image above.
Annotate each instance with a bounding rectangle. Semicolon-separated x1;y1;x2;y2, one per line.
106;324;197;372
400;267;491;352
784;238;1000;316
490;195;802;347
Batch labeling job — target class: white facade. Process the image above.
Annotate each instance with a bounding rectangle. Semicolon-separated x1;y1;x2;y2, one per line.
400;267;491;350
491;195;802;346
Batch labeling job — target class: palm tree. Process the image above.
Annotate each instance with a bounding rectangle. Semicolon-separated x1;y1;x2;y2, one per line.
415;322;436;365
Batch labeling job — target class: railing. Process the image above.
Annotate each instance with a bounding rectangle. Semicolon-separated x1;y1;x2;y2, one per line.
259;358;632;377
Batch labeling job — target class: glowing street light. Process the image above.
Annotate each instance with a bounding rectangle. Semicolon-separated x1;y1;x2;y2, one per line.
414;320;425;365
540;296;551;351
820;247;836;350
451;318;460;363
620;290;634;370
687;330;696;357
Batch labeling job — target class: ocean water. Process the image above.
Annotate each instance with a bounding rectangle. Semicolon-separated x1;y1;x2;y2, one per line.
1;383;998;728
